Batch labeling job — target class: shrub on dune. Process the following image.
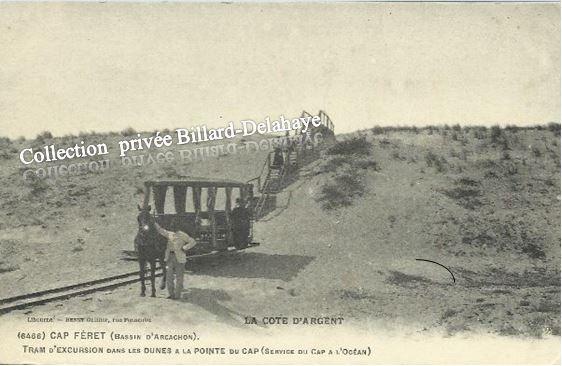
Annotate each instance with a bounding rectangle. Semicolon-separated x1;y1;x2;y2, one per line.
316;170;366;210
547;122;561;136
327;136;372;156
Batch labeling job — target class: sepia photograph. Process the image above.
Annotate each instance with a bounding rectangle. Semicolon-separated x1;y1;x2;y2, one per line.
0;2;560;364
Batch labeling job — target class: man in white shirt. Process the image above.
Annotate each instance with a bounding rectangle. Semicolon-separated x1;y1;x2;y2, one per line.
154;221;197;299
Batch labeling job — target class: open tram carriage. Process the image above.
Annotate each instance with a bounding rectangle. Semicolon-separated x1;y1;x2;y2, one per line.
141;178;257;256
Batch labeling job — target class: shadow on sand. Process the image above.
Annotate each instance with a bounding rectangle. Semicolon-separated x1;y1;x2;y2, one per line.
186;252;314;282
178;288;251;328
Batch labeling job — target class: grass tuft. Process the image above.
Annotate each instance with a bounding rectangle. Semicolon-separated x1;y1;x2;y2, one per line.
327;136;371;156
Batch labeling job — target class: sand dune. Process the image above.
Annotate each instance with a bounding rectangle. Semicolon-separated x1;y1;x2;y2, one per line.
0;125;559;338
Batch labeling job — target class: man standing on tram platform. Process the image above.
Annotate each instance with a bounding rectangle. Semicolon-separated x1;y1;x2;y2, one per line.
231;198;251;249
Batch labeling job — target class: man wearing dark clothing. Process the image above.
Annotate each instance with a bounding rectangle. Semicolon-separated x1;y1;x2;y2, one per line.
231;198;250;249
272;147;284;168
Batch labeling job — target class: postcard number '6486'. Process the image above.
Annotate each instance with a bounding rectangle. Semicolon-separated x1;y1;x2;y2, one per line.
17;332;45;340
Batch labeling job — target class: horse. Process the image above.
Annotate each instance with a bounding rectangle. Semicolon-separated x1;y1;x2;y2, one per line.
134;204;167;297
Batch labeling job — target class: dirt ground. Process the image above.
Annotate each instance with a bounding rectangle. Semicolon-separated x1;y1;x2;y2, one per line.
0;126;560;340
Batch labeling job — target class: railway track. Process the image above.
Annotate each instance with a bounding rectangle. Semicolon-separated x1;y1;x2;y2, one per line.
0;243;259;315
0;268;164;315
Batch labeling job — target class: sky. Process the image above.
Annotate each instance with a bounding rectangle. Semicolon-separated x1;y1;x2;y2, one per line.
0;2;559;139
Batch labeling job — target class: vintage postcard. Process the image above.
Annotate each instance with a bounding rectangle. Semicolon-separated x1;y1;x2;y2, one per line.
0;2;560;364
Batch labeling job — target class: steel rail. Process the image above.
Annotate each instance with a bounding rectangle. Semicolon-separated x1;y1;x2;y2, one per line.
0;243;259;315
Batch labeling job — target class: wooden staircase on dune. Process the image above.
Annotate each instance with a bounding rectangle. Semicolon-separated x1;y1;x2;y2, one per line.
248;110;336;220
